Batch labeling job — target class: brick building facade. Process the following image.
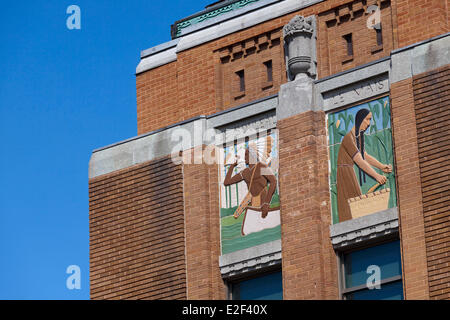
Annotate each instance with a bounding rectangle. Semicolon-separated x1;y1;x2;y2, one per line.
89;0;449;300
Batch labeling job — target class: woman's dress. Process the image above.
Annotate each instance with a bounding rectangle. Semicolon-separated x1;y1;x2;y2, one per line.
336;130;362;222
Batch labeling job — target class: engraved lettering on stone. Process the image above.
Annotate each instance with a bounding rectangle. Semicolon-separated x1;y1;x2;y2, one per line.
219;115;276;143
324;76;389;109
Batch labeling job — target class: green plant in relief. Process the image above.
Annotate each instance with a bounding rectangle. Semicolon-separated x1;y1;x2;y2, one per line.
380;98;391;129
338;110;354;136
328;114;336;175
330;184;338;224
375;132;389;163
327;114;338;221
376;97;396;209
369;128;396;208
382;129;397;209
382;99;394;205
329;112;351;146
367;101;380;134
328;113;335;143
329;145;339;185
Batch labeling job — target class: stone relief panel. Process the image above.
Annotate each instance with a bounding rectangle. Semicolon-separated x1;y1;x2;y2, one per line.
327;96;397;224
218;115;281;254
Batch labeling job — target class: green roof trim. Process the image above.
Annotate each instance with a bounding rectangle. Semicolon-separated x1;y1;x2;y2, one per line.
171;0;263;38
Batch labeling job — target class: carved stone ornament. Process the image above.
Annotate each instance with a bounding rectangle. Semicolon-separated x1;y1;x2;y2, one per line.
282;15;314;38
283;15;315;80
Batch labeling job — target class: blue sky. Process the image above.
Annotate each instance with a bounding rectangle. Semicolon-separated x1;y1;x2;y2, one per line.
0;0;211;300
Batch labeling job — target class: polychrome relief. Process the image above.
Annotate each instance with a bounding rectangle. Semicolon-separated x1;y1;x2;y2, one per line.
219;129;281;254
328;96;397;224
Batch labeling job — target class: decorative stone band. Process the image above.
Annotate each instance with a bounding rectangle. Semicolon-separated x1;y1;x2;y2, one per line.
219;240;282;279
288;56;311;64
329;207;399;250
287;56;312;68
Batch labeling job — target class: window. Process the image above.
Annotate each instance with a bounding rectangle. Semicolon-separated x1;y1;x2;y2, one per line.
343;33;353;56
376;28;383;46
236;70;245;92
230;271;283;300
340;240;403;300
263;60;273;83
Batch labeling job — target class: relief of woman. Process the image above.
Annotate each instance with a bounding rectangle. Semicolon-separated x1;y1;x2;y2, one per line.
336;108;392;222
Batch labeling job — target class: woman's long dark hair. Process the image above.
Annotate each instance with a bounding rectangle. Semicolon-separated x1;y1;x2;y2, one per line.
355;108;371;186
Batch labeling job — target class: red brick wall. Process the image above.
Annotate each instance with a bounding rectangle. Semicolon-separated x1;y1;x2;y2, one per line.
318;0;393;77
89;157;186;299
183;149;227;299
412;65;450;300
214;28;286;110
278;111;339;299
393;0;448;48
391;78;430;300
136;61;179;135
176;46;217;122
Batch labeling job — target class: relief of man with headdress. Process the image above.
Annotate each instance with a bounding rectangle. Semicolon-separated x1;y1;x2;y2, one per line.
222;135;281;237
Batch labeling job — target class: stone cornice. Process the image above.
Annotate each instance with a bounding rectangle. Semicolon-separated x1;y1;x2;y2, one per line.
330;207;399;250
171;0;264;38
219;240;282;279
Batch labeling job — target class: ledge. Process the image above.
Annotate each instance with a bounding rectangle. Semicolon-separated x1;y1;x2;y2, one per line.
330;207;399;250
219;240;282;279
207;94;277;130
390;32;450;83
315;56;390;93
140;39;180;59
89;118;207;178
136;44;178;75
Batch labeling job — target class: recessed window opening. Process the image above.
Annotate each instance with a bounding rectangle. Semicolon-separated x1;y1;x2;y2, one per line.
340;240;403;300
376;28;383;46
343;33;353;56
236;70;245;92
229;271;283;300
264;60;273;82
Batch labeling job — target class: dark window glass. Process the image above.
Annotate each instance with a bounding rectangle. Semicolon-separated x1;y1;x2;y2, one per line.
264;60;273;82
343;33;353;56
232;271;283;300
236;70;245;92
376;28;383;46
343;240;403;300
344;241;402;288
347;281;403;300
